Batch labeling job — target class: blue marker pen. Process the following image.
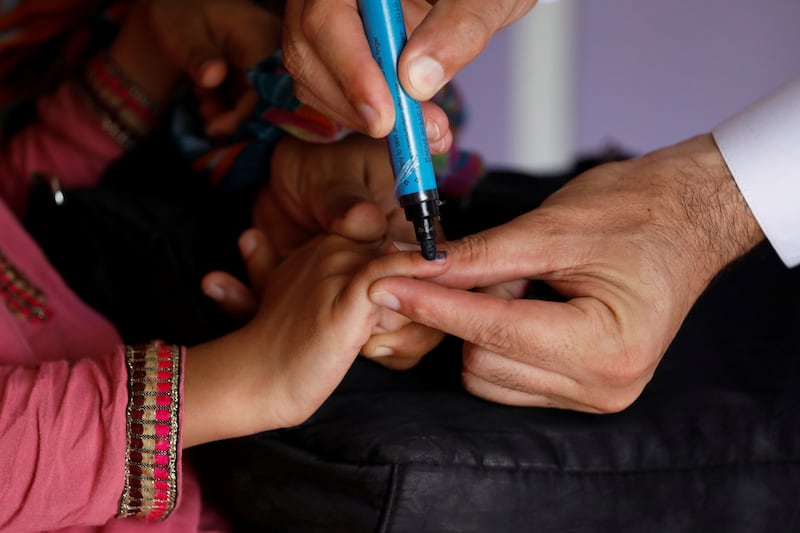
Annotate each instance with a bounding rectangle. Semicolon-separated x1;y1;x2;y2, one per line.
359;0;441;260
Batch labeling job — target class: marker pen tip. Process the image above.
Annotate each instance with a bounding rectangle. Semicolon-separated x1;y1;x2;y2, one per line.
421;239;437;261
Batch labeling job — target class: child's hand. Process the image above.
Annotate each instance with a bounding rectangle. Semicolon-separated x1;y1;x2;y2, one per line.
358;242;447;370
201;153;399;318
206;135;448;368
259;135;450;368
185;232;446;445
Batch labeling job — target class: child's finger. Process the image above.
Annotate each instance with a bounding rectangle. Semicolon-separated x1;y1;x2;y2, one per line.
361;322;446;370
204;90;258;137
328;201;388;242
201;271;258;319
238;228;277;296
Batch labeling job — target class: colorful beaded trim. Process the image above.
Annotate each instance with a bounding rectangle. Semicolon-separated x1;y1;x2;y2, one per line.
0;249;51;322
119;342;181;521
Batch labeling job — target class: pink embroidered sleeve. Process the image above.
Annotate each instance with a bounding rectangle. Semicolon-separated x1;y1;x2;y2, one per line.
0;341;183;530
0;51;159;218
0;80;125;216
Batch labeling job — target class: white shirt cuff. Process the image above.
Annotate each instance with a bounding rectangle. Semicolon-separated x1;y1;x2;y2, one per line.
712;76;800;268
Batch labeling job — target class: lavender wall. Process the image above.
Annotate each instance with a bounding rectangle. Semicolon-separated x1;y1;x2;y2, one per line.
455;0;800;169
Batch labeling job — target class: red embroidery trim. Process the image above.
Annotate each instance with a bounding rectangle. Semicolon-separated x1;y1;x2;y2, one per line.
119;342;181;521
79;53;158;149
0;249;52;322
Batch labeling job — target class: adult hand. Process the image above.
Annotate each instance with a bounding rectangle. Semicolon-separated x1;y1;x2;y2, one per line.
365;134;765;412
282;0;536;138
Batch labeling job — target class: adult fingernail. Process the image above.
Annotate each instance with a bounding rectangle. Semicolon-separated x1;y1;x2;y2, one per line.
425;119;441;143
408;55;444;99
358;103;380;135
371;291;400;311
371;346;394;358
204;282;225;301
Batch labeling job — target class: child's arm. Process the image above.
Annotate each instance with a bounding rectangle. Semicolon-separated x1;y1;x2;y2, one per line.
0;349;149;529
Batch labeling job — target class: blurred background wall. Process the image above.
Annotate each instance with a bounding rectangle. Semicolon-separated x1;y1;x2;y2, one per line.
454;0;800;172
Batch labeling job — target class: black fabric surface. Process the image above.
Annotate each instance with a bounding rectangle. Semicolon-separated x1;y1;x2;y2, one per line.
25;135;255;345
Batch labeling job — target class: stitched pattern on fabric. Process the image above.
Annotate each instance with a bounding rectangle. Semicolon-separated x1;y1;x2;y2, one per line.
78;53;158;149
119;341;181;521
0;248;51;322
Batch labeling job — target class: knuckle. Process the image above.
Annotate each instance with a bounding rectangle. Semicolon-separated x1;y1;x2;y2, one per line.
588;347;648;390
292;82;316;107
316;247;356;274
583;347;654;413
589;387;642;414
299;1;327;42
471;313;520;355
281;33;311;82
461;346;500;379
455;233;492;268
450;5;497;52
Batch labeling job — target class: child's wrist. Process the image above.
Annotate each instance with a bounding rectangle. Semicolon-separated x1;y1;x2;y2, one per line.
182;327;282;447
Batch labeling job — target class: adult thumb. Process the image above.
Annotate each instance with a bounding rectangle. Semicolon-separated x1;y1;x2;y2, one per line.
398;0;537;101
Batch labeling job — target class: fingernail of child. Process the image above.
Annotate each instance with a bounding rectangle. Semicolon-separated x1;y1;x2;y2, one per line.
371;291;401;311
408;55;444;98
371;346;394;358
204;283;225;301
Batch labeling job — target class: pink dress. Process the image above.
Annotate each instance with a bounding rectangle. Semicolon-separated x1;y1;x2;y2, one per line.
0;73;230;533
